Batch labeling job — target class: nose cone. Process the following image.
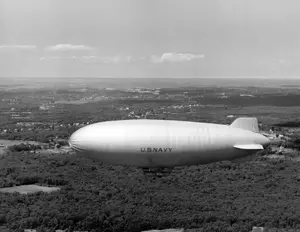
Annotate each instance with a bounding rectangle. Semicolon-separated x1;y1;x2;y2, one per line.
68;129;82;151
69;125;95;152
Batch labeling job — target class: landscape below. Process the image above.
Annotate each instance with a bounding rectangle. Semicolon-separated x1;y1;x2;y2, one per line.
0;78;300;232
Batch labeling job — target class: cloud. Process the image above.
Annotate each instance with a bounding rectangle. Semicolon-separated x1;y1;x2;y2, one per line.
39;55;133;64
151;52;205;63
39;56;66;60
39;52;205;64
83;56;132;64
0;44;36;50
44;44;94;52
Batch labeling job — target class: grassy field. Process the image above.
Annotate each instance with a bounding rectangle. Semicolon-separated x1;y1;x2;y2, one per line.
0;184;60;194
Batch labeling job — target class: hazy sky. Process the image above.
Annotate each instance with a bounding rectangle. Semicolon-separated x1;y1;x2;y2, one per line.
1;0;300;78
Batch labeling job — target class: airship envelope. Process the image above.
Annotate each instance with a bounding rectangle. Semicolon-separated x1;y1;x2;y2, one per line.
69;118;270;168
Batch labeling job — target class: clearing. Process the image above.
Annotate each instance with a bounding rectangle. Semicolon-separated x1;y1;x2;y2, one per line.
0;184;61;194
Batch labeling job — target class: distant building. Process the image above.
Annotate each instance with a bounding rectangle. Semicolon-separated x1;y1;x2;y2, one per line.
279;146;285;153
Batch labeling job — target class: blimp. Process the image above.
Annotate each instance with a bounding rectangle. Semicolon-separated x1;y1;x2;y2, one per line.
69;117;270;175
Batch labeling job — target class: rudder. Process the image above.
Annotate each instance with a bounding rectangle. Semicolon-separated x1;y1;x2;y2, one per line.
229;117;259;133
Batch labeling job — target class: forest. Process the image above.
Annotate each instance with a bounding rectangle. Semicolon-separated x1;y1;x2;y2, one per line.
1;147;300;232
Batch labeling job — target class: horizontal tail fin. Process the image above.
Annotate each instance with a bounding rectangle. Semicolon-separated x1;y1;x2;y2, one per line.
230;117;259;133
233;144;264;150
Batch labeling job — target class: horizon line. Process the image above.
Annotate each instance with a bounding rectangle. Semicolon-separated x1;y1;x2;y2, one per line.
0;76;300;79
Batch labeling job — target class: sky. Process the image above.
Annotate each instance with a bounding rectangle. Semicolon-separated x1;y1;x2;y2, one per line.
1;0;300;78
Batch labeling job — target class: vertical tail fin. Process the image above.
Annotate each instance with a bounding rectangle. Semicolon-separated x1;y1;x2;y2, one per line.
230;117;259;133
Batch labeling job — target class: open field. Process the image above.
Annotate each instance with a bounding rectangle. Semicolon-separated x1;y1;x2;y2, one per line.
0;184;60;194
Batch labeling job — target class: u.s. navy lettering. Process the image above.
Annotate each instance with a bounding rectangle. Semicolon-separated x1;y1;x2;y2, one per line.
141;148;172;152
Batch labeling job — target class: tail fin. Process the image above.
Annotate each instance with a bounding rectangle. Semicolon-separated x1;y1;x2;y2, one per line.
230;117;259;133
